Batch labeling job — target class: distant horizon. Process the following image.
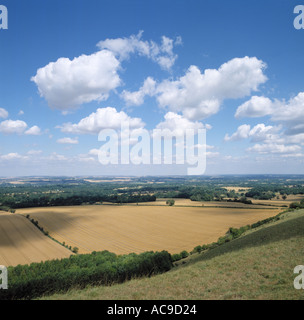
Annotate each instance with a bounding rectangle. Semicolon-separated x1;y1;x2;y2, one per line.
1;173;304;179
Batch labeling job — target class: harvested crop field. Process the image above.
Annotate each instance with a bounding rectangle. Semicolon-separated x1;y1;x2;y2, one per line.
224;186;251;192
0;211;72;267
250;194;304;206
17;205;283;256
136;198;276;208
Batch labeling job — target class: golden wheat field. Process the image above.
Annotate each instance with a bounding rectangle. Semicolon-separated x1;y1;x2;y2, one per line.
136;198;275;208
0;211;72;267
250;194;304;206
16;205;282;256
224;186;252;192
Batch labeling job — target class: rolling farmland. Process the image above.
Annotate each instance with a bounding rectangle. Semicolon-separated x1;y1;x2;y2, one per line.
0;211;72;267
16;205;282;256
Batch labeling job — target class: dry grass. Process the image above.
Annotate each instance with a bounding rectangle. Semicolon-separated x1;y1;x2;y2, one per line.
0;211;72;267
17;205;282;256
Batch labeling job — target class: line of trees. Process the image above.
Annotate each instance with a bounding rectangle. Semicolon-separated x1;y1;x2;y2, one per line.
0;250;172;300
0;193;156;209
245;185;304;200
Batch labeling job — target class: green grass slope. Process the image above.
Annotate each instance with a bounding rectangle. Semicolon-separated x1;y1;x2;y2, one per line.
40;209;304;300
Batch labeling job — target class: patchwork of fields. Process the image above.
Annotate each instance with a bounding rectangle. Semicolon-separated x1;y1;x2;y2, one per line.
16;205;282;257
0;211;72;267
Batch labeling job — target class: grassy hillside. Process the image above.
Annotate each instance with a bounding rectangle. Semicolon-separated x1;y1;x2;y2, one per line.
40;209;304;300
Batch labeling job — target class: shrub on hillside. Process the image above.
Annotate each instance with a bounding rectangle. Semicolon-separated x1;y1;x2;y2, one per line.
289;201;304;209
171;253;182;262
180;250;189;259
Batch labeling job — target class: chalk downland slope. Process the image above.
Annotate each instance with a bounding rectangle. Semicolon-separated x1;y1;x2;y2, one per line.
0;211;72;267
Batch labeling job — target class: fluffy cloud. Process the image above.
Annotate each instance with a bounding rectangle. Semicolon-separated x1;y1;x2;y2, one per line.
0;108;8;119
31;32;181;112
0;120;41;135
0;120;28;134
97;31;181;70
59;107;145;134
224;124;251;141
225;123;303;156
224;123;281;142
154;112;205;138
155;57;267;120
121;77;156;106
246;123;281;142
235;96;273;118
31;50;121;112
25;125;42;135
0;153;28;160
57;137;79;144
271;92;304;135
280;133;304;145
235;92;304;135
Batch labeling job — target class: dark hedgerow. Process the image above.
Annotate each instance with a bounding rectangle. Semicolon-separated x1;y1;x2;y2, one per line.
0;250;172;300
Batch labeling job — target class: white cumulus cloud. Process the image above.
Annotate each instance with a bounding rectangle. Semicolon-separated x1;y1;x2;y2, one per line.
224;124;251;141
0;153;28;160
25;125;42;135
156;56;267;120
271;92;304;135
0;120;28;134
0;120;41;135
224;123;281;142
235;96;273;118
97;31;181;70
155;112;205;138
121;77;156;106
234;92;304;136
31;50;121;112
58;107;145;134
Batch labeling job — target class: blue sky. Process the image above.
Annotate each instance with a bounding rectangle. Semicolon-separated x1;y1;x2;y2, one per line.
0;0;304;176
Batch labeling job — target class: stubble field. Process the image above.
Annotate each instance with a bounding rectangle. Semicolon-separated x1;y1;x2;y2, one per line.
16;205;282;256
0;211;72;267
